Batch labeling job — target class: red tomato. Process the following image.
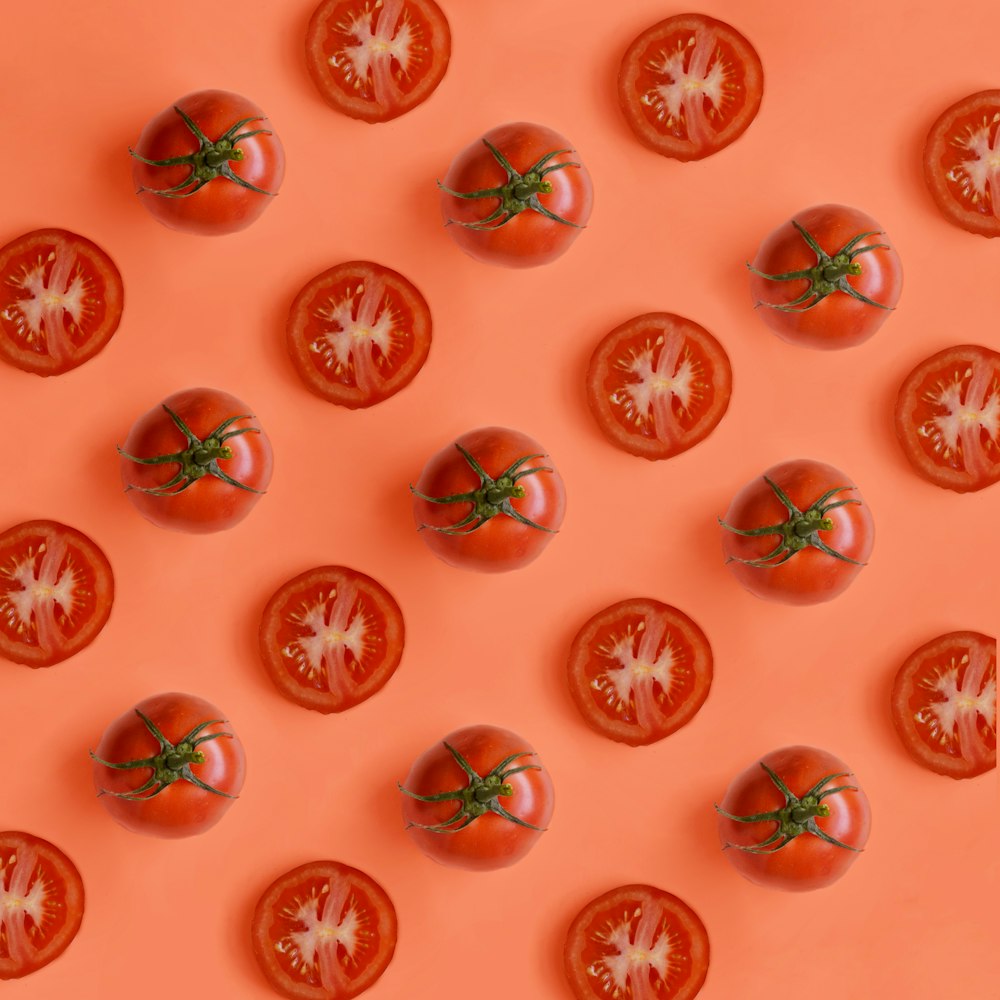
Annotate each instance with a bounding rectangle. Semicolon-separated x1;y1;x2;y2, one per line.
0;520;114;668
715;746;871;892
586;313;732;460
719;459;874;605
410;426;566;572
252;860;396;1000
130;90;285;236
286;260;431;408
259;566;405;713
748;204;903;349
564;884;709;1000
618;13;763;162
439;122;593;268
894;344;1000;493
90;692;246;838
398;724;554;871
923;90;1000;237
567;598;713;746
0;832;84;980
891;631;996;779
0;229;124;376
118;387;273;533
305;0;450;123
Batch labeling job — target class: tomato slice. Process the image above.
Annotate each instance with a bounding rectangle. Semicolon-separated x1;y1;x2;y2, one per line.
891;631;996;779
252;860;397;999
305;0;451;123
586;313;732;460
923;90;1000;237
0;832;84;980
287;261;431;409
0;229;124;376
0;520;114;667
894;344;1000;493
567;599;713;746
564;884;709;1000
259;566;404;713
618;14;763;161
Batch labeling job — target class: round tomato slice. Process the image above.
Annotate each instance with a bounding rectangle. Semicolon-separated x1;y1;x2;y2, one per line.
259;566;405;713
305;0;451;124
564;884;709;1000
567;599;713;746
891;631;996;779
618;14;763;161
0;229;123;376
894;344;1000;493
0;831;84;980
287;261;431;408
252;860;397;1000
586;313;732;460
0;520;114;668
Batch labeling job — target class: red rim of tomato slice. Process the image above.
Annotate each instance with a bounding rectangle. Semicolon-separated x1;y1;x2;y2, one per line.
305;0;451;124
0;831;85;980
923;90;1000;237
0;229;124;376
891;631;996;779
252;860;397;1000
0;520;114;668
567;598;713;746
259;566;404;713
586;313;732;460
564;883;709;1000
287;261;432;409
894;343;1000;493
618;14;763;161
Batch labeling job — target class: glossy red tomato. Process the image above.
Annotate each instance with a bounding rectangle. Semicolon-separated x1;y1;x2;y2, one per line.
894;344;1000;493
586;313;732;460
90;692;246;838
118;387;273;533
564;884;709;1000
0;229;124;376
259;565;405;713
715;746;871;891
438;122;593;268
618;13;763;161
286;260;431;408
0;832;84;980
748;204;903;349
252;860;396;1000
891;631;996;779
567;598;713;746
130;89;285;236
0;520;114;668
398;724;554;871
411;426;566;572
923;90;1000;237
720;459;874;605
305;0;450;123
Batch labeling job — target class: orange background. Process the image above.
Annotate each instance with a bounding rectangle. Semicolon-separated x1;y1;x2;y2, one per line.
1;1;997;998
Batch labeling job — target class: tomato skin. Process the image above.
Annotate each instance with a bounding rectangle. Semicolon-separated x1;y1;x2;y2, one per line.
131;90;285;236
399;725;554;871
716;746;871;892
439;122;593;268
90;692;246;838
748;205;902;349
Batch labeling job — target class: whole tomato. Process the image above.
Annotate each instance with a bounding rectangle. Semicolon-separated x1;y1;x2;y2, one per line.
410;426;566;572
130;89;285;236
716;746;871;891
90;692;246;838
118;387;273;534
398;724;554;871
